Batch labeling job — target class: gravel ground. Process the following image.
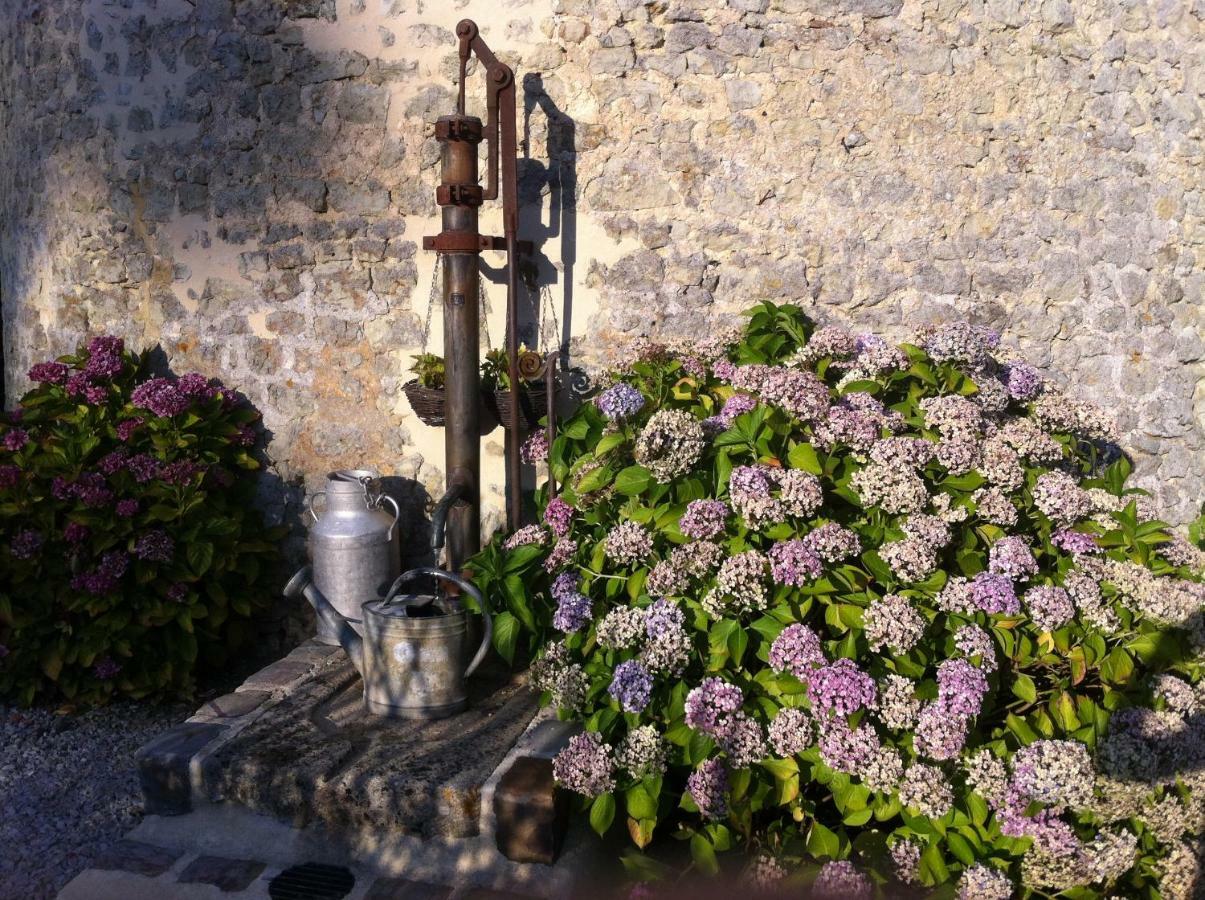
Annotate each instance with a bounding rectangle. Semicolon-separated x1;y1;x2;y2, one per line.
0;701;188;900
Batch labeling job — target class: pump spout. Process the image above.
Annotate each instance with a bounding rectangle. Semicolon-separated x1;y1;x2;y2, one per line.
430;481;469;557
284;566;364;675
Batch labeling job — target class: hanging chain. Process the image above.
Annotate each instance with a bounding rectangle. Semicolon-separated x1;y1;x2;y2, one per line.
419;253;442;355
479;277;492;349
539;282;561;354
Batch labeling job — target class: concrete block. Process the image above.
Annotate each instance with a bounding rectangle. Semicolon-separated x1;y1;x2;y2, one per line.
493;757;568;865
136;722;226;815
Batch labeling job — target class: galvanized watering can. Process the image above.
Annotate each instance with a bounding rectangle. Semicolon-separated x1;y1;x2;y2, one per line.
306;469;401;645
285;566;493;720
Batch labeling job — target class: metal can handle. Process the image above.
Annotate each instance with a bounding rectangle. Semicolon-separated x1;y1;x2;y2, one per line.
380;495;401;542
382;567;493;679
304;491;327;523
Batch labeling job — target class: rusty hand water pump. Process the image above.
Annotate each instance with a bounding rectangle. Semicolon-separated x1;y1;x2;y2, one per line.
288;21;536;720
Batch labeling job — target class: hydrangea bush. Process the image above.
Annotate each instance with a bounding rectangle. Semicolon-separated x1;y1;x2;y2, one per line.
0;337;282;706
471;303;1205;898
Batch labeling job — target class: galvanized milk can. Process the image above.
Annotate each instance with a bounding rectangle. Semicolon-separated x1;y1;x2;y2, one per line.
306;470;401;645
361;568;493;719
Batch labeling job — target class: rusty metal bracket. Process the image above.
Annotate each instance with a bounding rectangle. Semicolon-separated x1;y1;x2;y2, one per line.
422;234;533;254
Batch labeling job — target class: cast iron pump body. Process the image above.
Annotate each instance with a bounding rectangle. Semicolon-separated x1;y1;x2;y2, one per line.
423;19;531;573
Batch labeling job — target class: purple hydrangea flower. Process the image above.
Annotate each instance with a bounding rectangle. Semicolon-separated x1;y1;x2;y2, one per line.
10;529;44;560
687;758;729;820
550;572;580;601
176;372;218;400
809;658;877;717
131;378;191;418
116;499;139;517
703;392;760;434
988;535;1038;581
914;703;970;760
1003;361;1043;401
813;860;873;900
521;430;550;465
1024;585;1075;632
96;449;129;476
685;677;744;738
608;660;654;713
3;429;29;452
595;383;645;421
161;460;201;486
553;591;592;633
817;719;881;774
66;374;107;405
71;550;130;595
970;571;1021;615
134;530;174;563
72;473;113;508
552;731;615;797
93;657;122;680
645;599;685;638
936;658;989;717
126;453;160;483
804;522;862;562
768;624;826;679
767;539;823;587
543;498;574;538
28;361;69;384
167;583;189;603
63;522;90;544
679;499;729;540
1051;529;1099;556
116;418;143;442
0;465;19;490
84;336;125;379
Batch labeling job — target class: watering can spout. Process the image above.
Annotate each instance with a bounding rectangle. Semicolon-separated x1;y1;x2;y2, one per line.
284;566;365;675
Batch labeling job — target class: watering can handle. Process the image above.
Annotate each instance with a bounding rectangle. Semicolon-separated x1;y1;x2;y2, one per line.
382;567;493;679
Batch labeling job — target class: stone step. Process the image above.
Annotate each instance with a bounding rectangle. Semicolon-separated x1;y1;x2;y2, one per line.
132;640;587;890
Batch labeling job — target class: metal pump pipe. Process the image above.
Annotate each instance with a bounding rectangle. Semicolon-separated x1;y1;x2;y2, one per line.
423;19;530;565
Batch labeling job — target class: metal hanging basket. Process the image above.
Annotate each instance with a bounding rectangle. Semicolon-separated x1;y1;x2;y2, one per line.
404;380;499;434
491;382;549;430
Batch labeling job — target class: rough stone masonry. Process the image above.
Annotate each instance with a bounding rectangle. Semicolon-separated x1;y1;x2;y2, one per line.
0;0;1201;536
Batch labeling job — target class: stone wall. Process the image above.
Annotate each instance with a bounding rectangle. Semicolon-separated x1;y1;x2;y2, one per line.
1;0;1202;542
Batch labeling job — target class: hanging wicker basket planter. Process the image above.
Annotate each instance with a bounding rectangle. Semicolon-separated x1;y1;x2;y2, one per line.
491;383;550;430
403;380;499;435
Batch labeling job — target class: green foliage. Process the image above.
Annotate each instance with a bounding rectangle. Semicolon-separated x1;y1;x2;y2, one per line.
469;304;1205;897
409;352;447;389
0;338;282;707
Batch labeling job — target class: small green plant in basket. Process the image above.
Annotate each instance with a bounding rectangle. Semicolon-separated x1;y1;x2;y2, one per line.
409;352;447;390
469;302;1205;899
0;336;283;707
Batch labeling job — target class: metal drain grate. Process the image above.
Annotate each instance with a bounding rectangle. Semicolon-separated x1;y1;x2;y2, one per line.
268;862;355;900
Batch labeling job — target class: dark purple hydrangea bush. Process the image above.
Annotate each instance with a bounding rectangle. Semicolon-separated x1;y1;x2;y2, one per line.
0;337;282;706
469;303;1205;899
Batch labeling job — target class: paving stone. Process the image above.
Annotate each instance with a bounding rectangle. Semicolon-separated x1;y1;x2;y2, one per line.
196;690;271;720
178;854;266;892
136;722;226;815
238;658;314;691
91;839;183;877
493;757;567;865
364;876;452;899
